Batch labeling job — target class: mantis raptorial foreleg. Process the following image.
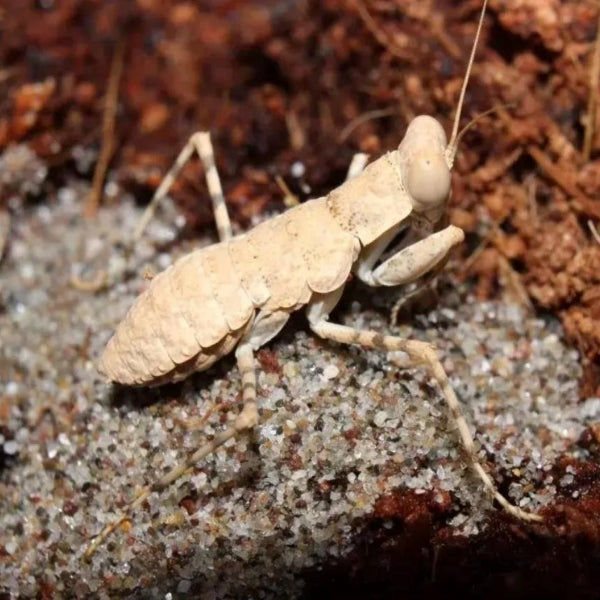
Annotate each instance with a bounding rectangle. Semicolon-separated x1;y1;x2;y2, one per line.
356;224;465;288
389;268;442;326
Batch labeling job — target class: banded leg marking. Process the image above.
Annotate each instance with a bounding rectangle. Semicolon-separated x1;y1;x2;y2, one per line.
309;319;542;523
83;343;259;560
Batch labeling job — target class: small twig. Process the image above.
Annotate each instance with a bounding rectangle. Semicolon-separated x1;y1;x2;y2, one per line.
497;253;533;313
460;223;533;312
173;400;227;431
471;147;522;186
0;210;10;264
527;145;578;195
589;220;600;245
285;111;306;151
583;4;600;162
525;174;539;224
83;38;126;218
430;14;462;60
352;0;408;60
70;270;109;293
527;144;600;220
460;228;494;274
275;174;299;208
338;107;397;142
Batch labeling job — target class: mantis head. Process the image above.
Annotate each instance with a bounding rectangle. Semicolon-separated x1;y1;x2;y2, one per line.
397;0;488;225
398;115;451;221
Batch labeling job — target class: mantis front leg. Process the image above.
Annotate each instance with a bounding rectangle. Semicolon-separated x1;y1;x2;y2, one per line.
356;224;464;288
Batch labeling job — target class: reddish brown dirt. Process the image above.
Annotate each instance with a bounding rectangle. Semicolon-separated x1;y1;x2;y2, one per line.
302;484;600;600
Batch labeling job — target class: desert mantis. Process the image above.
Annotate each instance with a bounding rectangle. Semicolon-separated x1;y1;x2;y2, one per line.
85;0;542;560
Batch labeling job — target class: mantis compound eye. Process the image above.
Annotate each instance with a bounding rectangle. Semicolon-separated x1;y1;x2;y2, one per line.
405;151;451;210
398;115;451;213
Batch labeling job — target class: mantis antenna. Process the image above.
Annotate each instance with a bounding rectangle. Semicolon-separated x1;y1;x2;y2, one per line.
446;0;489;167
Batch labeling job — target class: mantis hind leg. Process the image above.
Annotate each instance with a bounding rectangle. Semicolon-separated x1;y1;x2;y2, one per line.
135;136;367;245
134;131;233;243
83;310;289;560
83;343;258;560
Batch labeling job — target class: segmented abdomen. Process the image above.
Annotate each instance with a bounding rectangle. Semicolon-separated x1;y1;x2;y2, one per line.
99;197;358;386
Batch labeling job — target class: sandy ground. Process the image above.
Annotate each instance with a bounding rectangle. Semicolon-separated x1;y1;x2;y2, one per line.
1;186;599;598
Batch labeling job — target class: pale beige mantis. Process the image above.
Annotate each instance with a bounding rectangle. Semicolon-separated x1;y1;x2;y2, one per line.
85;0;542;560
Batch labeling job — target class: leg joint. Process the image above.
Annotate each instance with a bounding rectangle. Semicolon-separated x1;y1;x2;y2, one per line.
235;402;258;431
